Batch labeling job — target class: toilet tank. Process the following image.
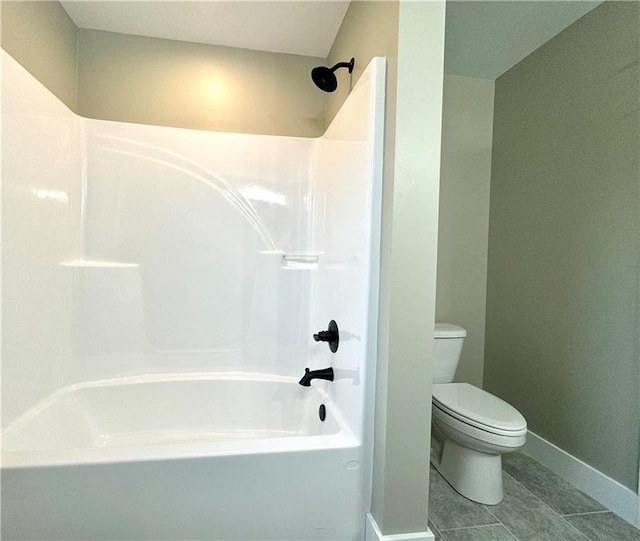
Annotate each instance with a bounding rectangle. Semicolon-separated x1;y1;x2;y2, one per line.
433;323;467;383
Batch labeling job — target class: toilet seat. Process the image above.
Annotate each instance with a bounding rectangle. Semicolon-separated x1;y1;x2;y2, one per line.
432;383;527;437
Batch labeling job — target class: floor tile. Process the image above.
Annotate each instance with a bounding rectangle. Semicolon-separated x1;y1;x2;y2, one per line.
440;524;517;541
488;474;589;540
502;453;605;515
564;512;640;541
428;466;500;531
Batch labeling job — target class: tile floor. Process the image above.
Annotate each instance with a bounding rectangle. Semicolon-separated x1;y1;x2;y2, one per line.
428;452;640;541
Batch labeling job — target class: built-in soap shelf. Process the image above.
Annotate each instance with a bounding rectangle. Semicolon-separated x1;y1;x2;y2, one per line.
60;260;139;268
281;254;319;270
258;251;319;269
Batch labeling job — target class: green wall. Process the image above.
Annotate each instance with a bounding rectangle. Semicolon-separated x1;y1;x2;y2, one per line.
436;74;495;388
485;1;640;490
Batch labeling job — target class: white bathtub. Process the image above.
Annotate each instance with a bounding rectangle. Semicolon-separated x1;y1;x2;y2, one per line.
2;374;364;540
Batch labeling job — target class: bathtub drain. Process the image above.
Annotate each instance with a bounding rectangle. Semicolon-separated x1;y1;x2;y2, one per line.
319;404;326;422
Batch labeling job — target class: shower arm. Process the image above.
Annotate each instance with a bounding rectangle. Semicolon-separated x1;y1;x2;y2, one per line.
329;60;354;73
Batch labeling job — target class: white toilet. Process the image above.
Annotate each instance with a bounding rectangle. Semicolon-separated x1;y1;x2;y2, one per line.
431;323;527;505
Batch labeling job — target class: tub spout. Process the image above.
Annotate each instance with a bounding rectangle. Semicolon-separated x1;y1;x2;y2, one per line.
298;367;334;387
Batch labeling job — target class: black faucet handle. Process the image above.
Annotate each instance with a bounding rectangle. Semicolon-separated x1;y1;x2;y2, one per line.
313;320;339;353
313;330;336;342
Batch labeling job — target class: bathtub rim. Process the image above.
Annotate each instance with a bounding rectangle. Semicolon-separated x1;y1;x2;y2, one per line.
2;371;359;470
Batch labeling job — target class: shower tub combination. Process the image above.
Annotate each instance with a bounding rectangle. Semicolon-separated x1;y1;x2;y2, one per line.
2;50;385;540
3;374;360;540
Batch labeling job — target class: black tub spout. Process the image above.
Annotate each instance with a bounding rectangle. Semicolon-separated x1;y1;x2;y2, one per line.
298;367;334;387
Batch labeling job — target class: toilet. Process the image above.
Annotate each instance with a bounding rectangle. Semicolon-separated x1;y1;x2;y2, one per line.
431;323;527;505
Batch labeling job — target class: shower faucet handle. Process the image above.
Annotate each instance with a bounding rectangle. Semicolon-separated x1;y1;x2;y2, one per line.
314;330;336;341
313;320;339;353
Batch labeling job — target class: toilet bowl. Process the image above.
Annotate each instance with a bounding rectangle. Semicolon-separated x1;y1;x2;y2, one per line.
431;324;527;505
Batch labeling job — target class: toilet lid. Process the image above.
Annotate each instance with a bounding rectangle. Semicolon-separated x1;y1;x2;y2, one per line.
433;383;527;435
434;323;467;338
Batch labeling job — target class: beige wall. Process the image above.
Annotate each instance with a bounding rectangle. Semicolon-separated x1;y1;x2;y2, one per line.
326;1;399;130
485;1;639;490
330;1;446;535
382;1;445;533
1;0;78;111
77;29;325;137
436;74;494;387
1;1;325;137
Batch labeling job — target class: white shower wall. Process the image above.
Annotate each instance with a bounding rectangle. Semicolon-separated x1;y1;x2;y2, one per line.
3;49;384;450
310;63;384;437
76;121;316;381
2;51;82;426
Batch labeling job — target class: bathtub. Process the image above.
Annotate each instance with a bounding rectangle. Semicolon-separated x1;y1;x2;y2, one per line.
1;374;365;540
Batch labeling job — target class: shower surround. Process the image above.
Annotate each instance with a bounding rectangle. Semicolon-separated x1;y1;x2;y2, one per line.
1;50;385;540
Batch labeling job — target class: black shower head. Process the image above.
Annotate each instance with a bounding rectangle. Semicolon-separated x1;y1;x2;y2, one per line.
311;58;355;92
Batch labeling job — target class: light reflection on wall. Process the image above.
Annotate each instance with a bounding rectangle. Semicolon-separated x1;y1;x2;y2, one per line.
190;70;234;111
30;188;69;203
240;185;287;206
202;75;229;103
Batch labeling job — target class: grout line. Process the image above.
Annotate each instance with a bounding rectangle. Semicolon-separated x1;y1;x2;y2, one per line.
429;521;444;541
439;523;503;532
482;504;501;523
562;510;612;517
440;523;519;541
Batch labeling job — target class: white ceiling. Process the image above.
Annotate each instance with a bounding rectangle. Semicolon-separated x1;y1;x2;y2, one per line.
60;1;350;58
61;0;604;78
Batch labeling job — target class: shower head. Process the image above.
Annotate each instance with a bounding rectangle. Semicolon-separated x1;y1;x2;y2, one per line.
311;58;355;93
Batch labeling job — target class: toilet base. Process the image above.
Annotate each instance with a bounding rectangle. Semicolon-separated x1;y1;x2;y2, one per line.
431;434;504;505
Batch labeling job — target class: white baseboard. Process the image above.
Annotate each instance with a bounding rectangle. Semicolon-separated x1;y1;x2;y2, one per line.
523;430;639;527
365;514;435;541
